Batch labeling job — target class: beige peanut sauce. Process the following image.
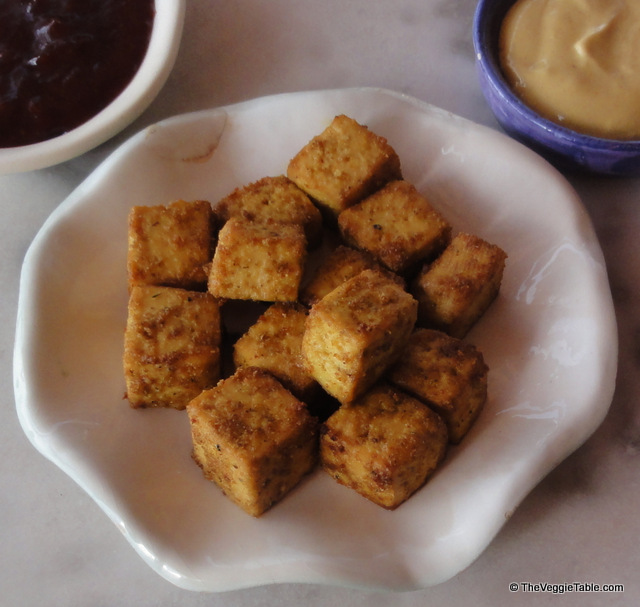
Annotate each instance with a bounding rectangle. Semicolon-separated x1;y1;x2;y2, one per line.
499;0;640;140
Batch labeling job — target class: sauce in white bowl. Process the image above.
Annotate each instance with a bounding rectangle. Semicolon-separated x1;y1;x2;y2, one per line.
0;0;185;175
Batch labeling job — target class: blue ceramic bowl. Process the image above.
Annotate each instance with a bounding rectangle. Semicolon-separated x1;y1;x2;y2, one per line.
472;0;640;176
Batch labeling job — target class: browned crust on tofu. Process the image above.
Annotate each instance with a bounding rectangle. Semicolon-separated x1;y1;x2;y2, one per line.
300;245;405;307
123;285;221;409
320;384;448;509
186;367;318;516
214;175;323;248
208;217;307;302
233;302;319;402
388;328;488;443
127;199;215;291
287;115;402;217
338;180;452;274
412;233;507;338
302;269;418;404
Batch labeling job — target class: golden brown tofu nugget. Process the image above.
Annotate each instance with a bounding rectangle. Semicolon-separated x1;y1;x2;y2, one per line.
187;367;318;517
302;269;417;404
287;115;402;218
299;245;404;307
123;285;221;409
127;199;214;291
208;217;307;302
215;175;323;248
321;384;448;509
412;233;507;338
338;180;452;274
388;329;488;443
233;302;319;403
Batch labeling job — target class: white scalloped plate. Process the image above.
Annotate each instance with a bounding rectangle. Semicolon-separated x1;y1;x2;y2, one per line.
13;88;617;592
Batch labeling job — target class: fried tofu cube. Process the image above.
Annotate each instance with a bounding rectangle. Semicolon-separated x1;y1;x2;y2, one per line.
127;199;214;291
302;269;417;404
300;245;404;307
338;180;452;274
412;233;507;338
123;285;221;409
186;367;318;517
388;329;488;443
208;217;306;302
320;384;448;509
287;115;402;218
215;175;323;248
233;302;319;403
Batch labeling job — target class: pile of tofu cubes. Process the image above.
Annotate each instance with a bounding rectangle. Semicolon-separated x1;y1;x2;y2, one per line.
123;115;507;516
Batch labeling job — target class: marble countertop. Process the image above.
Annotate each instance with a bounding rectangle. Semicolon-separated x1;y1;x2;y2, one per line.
1;1;637;605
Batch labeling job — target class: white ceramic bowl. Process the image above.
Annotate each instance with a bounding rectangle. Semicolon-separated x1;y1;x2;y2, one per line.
0;0;186;175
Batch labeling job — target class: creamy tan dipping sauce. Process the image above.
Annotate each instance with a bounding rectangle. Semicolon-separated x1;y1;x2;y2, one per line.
500;0;640;140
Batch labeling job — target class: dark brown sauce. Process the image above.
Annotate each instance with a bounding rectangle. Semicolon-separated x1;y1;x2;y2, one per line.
0;0;155;148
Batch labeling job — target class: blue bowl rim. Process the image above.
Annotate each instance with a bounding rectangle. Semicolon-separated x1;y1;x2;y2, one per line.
472;0;640;153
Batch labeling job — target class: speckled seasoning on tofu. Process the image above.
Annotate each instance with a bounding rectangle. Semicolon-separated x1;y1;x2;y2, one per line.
287;114;402;217
186;367;318;517
123;285;222;409
320;383;448;509
302;269;417;404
